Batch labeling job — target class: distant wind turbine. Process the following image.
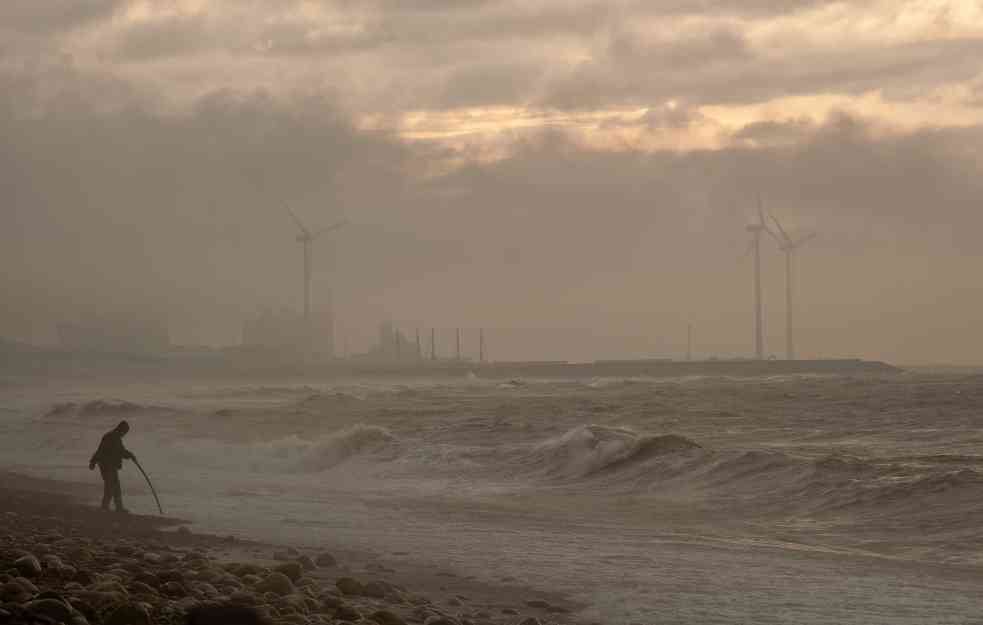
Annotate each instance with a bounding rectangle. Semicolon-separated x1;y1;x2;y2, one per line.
766;213;816;361
745;199;769;360
286;206;347;327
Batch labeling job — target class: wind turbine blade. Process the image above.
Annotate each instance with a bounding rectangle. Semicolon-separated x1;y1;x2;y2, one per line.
756;195;767;226
769;213;791;244
792;232;817;248
311;219;349;239
286;205;311;236
764;223;784;246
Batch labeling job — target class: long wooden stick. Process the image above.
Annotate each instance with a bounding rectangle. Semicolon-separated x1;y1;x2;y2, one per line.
133;457;163;515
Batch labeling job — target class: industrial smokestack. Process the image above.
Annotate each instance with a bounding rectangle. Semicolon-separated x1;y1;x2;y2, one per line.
456;328;461;361
479;328;485;363
431;328;436;361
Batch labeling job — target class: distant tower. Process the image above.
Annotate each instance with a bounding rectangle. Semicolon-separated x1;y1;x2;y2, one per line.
687;323;692;361
456;328;462;361
431;328;437;361
394;326;401;360
765;213;817;360
746;199;768;360
415;328;422;360
478;328;485;363
285;208;347;343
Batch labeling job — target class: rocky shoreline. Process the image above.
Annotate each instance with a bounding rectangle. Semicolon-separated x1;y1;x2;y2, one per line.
0;474;584;625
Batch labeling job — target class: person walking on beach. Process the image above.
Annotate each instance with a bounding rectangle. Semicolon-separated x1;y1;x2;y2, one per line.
89;420;136;512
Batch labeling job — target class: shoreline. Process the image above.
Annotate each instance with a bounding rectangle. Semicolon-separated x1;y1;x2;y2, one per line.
0;471;587;625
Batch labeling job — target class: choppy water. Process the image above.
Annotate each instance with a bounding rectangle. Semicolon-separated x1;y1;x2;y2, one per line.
3;370;983;624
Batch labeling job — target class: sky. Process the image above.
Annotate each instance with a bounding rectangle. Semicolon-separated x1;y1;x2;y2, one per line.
2;0;983;363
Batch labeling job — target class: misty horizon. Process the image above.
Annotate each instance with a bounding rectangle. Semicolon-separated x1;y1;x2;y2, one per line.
3;2;983;364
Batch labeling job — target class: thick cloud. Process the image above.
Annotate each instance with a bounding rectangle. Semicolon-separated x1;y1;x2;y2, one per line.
4;1;980;113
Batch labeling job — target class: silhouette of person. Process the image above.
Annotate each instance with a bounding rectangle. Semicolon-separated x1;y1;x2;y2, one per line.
89;420;135;512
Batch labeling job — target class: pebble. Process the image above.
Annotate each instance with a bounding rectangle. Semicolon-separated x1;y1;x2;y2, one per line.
314;552;337;567
423;616;461;625
372;608;409;625
362;579;390;599
23;597;75;623
14;555;43;578
274;561;303;582
256;572;294;596
103;603;152;625
334;602;362;621
186;603;270;625
335;577;365;596
298;554;316;571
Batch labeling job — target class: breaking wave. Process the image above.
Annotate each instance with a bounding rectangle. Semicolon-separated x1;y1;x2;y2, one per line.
170;424;399;475
43;399;172;419
281;424;398;473
523;425;702;479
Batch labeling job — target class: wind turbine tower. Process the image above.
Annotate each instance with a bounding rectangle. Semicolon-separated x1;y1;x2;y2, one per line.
286;207;347;336
767;214;816;360
746;201;769;360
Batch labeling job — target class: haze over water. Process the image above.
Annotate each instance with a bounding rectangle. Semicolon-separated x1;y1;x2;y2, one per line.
4;3;983;624
4;370;983;624
3;2;983;363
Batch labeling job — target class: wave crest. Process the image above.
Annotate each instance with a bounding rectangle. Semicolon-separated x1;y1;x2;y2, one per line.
528;425;701;479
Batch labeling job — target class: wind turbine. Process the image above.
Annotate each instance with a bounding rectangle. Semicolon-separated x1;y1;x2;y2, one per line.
766;213;816;361
745;200;769;360
286;206;347;329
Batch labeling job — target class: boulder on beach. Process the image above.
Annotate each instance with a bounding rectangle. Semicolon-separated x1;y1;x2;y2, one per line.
274;561;303;583
255;572;294;596
230;590;256;605
128;581;158;596
186;603;272;625
103;603;151;625
334;603;362;621
423;616;460;625
14;554;43;578
314;552;337;567
0;580;34;603
298;554;316;571
372;609;409;625
335;577;365;596
23;597;75;623
280;592;312;615
39;554;65;570
362;580;390;599
162;580;187;597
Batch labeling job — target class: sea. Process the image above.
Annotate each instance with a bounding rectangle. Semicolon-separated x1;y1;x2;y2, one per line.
2;369;983;624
